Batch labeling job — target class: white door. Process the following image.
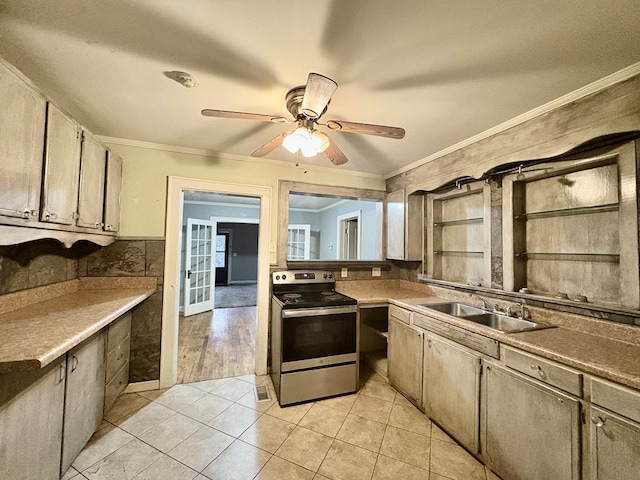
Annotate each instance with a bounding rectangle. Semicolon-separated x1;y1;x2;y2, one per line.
184;218;215;316
287;224;311;260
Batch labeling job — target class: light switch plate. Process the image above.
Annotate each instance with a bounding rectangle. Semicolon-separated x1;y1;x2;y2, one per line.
372;267;381;277
341;268;348;277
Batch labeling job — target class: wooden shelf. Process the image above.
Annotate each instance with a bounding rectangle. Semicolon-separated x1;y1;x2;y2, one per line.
515;252;620;262
434;250;484;256
433;217;483;227
363;318;388;339
514;203;618;220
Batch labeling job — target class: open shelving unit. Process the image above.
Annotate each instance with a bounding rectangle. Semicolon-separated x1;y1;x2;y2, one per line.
503;142;640;308
426;182;491;287
359;305;389;380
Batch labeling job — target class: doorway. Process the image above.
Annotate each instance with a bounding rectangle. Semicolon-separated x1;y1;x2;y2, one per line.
178;194;260;383
161;178;271;389
336;210;362;260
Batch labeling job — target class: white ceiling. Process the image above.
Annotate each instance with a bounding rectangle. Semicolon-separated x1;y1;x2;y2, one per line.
1;0;640;176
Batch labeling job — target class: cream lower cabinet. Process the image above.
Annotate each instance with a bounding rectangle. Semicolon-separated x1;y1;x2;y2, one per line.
0;357;66;480
589;406;640;480
388;313;423;405
104;312;131;414
588;377;640;480
61;331;106;475
482;361;581;480
423;332;481;454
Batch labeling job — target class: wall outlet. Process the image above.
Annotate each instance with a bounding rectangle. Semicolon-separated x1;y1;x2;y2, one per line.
341;268;348;277
372;267;381;277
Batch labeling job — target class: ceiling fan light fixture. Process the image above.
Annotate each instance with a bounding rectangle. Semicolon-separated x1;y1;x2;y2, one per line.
282;127;330;157
282;127;310;154
310;130;330;153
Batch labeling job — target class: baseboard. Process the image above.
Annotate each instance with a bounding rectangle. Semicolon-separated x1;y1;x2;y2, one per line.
228;280;258;285
124;380;160;393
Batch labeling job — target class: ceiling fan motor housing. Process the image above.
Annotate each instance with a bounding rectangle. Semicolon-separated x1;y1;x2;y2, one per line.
286;86;328;120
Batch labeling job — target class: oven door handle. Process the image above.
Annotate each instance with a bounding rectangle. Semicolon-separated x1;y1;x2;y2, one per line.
282;305;357;318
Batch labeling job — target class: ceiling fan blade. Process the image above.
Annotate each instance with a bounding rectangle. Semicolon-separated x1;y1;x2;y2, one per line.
324;137;348;165
300;73;338;119
251;133;286;157
325;120;405;139
201;109;289;123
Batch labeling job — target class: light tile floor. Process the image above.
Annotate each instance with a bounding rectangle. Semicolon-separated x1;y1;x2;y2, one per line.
64;367;503;480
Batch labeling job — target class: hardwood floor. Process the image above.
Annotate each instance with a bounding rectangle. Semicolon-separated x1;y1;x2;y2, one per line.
177;306;257;384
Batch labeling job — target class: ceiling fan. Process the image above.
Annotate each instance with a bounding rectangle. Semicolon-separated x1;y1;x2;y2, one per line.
201;73;405;165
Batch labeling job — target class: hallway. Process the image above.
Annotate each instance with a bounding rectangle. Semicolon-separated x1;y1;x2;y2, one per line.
178;306;257;384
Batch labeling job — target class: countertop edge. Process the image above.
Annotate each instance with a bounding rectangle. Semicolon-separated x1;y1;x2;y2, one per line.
0;285;155;374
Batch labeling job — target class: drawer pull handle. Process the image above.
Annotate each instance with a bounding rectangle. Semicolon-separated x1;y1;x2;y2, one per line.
591;416;606;428
530;364;541;371
71;355;79;373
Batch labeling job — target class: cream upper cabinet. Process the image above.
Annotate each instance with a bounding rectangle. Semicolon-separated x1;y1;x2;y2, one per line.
41;103;82;226
76;131;106;229
386;189;422;260
0;60;46;221
104;150;122;233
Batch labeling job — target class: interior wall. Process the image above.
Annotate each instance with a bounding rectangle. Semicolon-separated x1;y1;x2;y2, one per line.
104;142;386;265
219;222;258;283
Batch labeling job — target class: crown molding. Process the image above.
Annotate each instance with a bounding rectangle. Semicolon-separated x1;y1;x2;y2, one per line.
96;135;384;180
384;62;640;180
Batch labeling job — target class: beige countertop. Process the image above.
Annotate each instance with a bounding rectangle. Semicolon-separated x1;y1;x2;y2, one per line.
0;277;156;374
337;279;640;392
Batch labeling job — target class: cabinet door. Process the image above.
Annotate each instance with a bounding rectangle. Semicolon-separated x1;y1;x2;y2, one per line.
482;362;580;480
590;406;640;480
104;150;122;233
61;332;106;474
386;189;405;259
0;62;46;220
41;103;81;225
423;332;481;453
0;357;66;480
76;131;106;229
388;315;423;405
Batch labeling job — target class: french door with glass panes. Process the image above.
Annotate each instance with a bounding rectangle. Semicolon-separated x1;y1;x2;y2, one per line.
287;224;311;260
184;218;214;316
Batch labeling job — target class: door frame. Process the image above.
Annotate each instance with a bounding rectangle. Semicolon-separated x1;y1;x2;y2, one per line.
161;177;271;389
336;210;362;260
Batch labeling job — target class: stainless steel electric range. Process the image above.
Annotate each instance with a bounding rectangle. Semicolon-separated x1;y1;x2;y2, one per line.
271;270;358;406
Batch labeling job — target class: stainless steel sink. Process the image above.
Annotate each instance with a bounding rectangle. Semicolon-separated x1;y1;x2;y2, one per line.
417;302;484;316
417;301;554;333
460;312;553;333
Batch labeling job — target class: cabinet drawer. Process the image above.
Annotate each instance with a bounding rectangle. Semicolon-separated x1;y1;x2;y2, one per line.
389;304;411;324
503;346;582;397
107;312;131;352
106;336;130;382
413;312;499;358
104;361;129;415
590;377;640;424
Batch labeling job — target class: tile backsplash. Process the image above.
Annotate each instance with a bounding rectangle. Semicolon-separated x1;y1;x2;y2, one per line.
0;238;165;383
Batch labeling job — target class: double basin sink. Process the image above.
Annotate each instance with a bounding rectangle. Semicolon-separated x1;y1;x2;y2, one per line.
417;301;554;334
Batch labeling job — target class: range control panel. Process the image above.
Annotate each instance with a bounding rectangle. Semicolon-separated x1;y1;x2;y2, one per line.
272;270;334;285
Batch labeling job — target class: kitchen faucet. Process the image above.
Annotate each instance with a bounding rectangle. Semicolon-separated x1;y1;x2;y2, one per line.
472;294;498;312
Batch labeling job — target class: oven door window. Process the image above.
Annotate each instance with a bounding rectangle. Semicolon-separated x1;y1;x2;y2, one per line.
282;312;356;362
